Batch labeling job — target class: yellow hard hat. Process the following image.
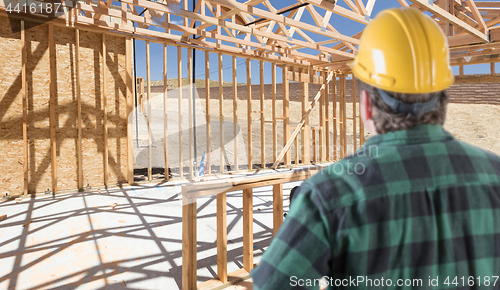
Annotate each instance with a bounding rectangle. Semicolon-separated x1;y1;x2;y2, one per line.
350;7;454;94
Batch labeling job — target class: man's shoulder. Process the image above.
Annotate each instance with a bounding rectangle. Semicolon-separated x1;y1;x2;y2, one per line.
302;153;379;209
304;137;500;209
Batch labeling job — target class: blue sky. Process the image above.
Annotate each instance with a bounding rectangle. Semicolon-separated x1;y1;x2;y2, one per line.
133;0;499;84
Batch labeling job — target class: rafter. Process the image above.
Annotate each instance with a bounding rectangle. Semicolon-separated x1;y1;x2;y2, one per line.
465;0;488;33
3;0;500;71
409;0;489;42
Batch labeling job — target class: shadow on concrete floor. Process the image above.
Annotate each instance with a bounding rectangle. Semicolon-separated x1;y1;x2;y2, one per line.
0;182;297;289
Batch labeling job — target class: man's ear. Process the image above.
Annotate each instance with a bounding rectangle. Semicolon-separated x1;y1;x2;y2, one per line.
361;89;372;120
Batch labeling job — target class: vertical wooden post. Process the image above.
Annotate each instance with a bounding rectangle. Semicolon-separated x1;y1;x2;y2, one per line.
188;49;194;178
103;34;109;185
294;135;299;165
339;74;347;159
232;56;238;171
359;79;365;146
312;128;317;163
283;66;291;166
352;75;357;152
49;23;57;193
163;44;169;179
182;195;197;290
273;183;283;236
121;2;127;28
205;51;211;175
219;53;224;173
126;37;134;184
325;71;330;162
178;46;183;178
272;63;277;163
260;61;265;169
243;188;253;272
301;68;310;165
491;62;495;76
21;20;28;195
146;40;152;181
217;191;227;283
319;72;325;162
459;65;464;77
246;59;252;170
332;73;337;160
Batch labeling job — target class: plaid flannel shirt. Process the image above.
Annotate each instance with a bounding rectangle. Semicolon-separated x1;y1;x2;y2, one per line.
251;124;500;289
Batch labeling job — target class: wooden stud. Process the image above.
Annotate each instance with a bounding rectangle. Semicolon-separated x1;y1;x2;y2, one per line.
359;76;365;146
49;23;57;193
312;128;317;163
352;75;357;152
325;71;330;162
188;49;194;178
246;59;252;170
217;191;227;283
273;183;283;236
460;65;464;77
219;53;224;173
319;72;325;162
294;134;299;164
205;51;211;175
243;188;253;272
126;37;134;184
163;44;169;179
232;56;238;171
102;34;110;186
272;63;277;163
301;68;310;165
332;73;337;160
146;40;152;181
491;62;495;76
283;66;291;166
21;20;28;195
178;46;183;178
260;61;265;169
340;74;347;158
182;196;197;290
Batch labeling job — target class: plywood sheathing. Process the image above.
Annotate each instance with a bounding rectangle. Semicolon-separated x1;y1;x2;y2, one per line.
103;34;127;185
54;26;79;191
79;30;105;188
27;21;52;194
0;17;23;195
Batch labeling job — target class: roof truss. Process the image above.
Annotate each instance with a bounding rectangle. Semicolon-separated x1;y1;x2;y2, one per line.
1;0;500;70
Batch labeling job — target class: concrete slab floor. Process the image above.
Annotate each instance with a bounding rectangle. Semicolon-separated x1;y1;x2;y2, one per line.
0;181;302;290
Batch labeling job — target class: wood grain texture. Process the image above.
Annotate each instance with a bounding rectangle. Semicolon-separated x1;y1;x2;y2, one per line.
273;183;283;236
217;191;227;283
243;188;253;272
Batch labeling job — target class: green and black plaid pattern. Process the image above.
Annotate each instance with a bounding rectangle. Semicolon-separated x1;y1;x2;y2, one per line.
251;124;500;289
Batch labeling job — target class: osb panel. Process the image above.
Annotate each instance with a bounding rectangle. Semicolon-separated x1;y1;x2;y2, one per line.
0;17;23;195
104;35;127;184
55;26;78;190
79;30;105;187
26;21;52;194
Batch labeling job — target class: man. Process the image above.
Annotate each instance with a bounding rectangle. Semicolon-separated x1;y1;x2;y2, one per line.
251;7;500;289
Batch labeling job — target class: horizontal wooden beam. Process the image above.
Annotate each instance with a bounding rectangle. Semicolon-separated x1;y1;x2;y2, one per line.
182;165;323;199
454;74;500;84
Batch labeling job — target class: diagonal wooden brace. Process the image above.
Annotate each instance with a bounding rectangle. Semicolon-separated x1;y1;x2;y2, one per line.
272;71;335;169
